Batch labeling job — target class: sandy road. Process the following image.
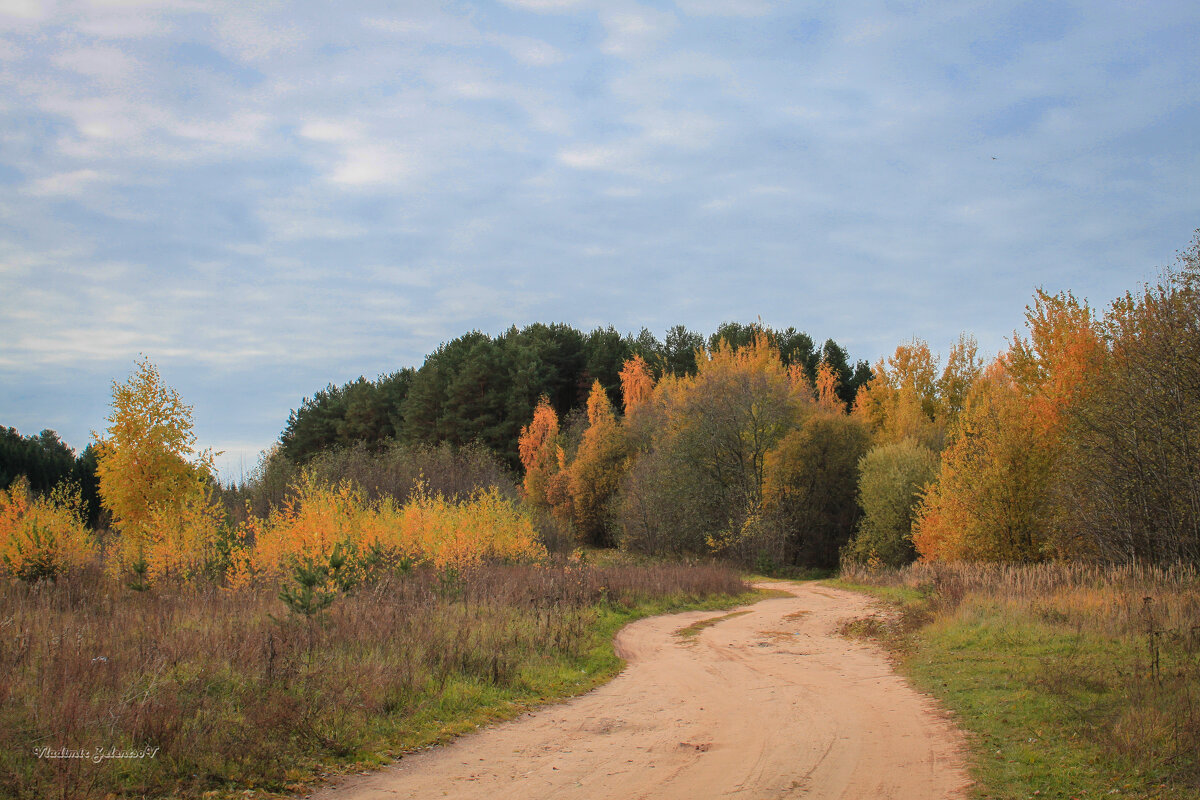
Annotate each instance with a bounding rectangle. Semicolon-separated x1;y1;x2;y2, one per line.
308;581;970;800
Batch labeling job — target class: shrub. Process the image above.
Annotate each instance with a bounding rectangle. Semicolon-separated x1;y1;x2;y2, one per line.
230;472;546;590
0;478;95;582
844;438;939;567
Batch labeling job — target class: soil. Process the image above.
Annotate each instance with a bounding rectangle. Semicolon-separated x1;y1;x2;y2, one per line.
306;581;971;800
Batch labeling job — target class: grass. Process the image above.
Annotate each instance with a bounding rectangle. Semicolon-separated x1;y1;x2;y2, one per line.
833;562;1200;800
0;560;754;800
674;609;752;639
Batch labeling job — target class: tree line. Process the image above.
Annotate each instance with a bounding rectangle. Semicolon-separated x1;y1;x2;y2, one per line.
278;322;871;468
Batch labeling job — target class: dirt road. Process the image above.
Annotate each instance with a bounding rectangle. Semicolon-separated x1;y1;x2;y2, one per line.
308;581;970;800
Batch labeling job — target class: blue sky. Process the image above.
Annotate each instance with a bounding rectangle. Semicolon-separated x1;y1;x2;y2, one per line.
0;0;1196;480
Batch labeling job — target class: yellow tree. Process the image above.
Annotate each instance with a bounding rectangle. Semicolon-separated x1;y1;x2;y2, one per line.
568;380;628;546
93;357;220;577
853;338;946;450
0;478;95;581
517;396;561;508
815;360;842;413
913;357;1052;561
619;354;655;413
1009;289;1102;437
937;333;983;423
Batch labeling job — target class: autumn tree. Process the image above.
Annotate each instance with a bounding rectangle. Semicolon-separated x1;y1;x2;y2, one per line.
913;358;1053;561
1009;290;1103;438
517;396;561;508
619;354;655;413
93;357;222;578
937;334;983;424
1060;234;1200;563
0;478;95;582
853;338;944;450
619;334;808;559
815;360;842;413
567;381;628;546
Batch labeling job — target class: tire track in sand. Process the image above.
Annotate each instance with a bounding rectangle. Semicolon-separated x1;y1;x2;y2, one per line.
306;581;971;800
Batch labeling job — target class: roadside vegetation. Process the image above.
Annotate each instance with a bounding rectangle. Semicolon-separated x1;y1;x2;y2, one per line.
0;558;747;800
836;562;1200;798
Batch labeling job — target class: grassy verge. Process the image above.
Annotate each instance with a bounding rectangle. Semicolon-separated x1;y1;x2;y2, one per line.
831;563;1200;800
1;561;755;800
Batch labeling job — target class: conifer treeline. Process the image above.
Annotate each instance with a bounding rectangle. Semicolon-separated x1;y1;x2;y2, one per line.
279;322;872;468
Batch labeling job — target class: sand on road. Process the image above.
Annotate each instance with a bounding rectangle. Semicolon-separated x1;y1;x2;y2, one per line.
307;581;971;800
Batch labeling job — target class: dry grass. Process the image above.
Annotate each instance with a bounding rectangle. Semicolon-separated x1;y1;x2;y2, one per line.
839;560;1200;796
0;560;746;800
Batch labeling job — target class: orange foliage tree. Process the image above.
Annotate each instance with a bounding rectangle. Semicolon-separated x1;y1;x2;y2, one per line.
619;354;655;413
567;381;628;546
913;357;1054;561
517;396;561;508
815;360;843;413
853;336;981;452
621;333;810;559
853;338;942;449
1008;289;1103;438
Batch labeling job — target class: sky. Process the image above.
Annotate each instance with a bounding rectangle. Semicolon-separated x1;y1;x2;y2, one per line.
0;0;1196;481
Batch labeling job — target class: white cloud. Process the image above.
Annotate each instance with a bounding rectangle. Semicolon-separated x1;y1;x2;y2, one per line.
600;6;677;58
631;107;718;149
25;168;111;196
486;32;564;66
673;0;775;16
329;144;412;187
0;0;51;22
499;0;586;13
842;19;893;45
559;143;631;170
51;44;141;86
216;13;304;62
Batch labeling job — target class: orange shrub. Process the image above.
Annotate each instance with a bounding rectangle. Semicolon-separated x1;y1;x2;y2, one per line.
0;479;95;582
230;473;544;587
398;485;545;568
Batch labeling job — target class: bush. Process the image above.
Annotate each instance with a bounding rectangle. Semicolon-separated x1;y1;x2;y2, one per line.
844;438;939;567
0;478;95;582
230;472;546;589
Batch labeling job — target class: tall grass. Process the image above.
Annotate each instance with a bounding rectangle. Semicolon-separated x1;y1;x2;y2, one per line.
0;560;746;800
841;561;1200;795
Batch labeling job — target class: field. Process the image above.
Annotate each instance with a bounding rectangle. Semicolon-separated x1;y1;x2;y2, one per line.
836;562;1200;799
0;559;749;800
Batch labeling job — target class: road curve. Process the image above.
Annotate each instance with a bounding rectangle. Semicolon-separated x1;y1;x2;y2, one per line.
307;581;971;800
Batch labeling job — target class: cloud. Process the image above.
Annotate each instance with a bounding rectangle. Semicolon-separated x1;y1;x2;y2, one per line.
366;12;563;67
600;6;677;57
25;168;112;196
0;0;50;22
215;13;305;62
486;32;564;66
498;0;587;13
673;0;776;16
51;44;141;86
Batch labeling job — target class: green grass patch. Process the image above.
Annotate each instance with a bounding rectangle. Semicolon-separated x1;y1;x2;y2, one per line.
827;576;1200;800
674;609;753;639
